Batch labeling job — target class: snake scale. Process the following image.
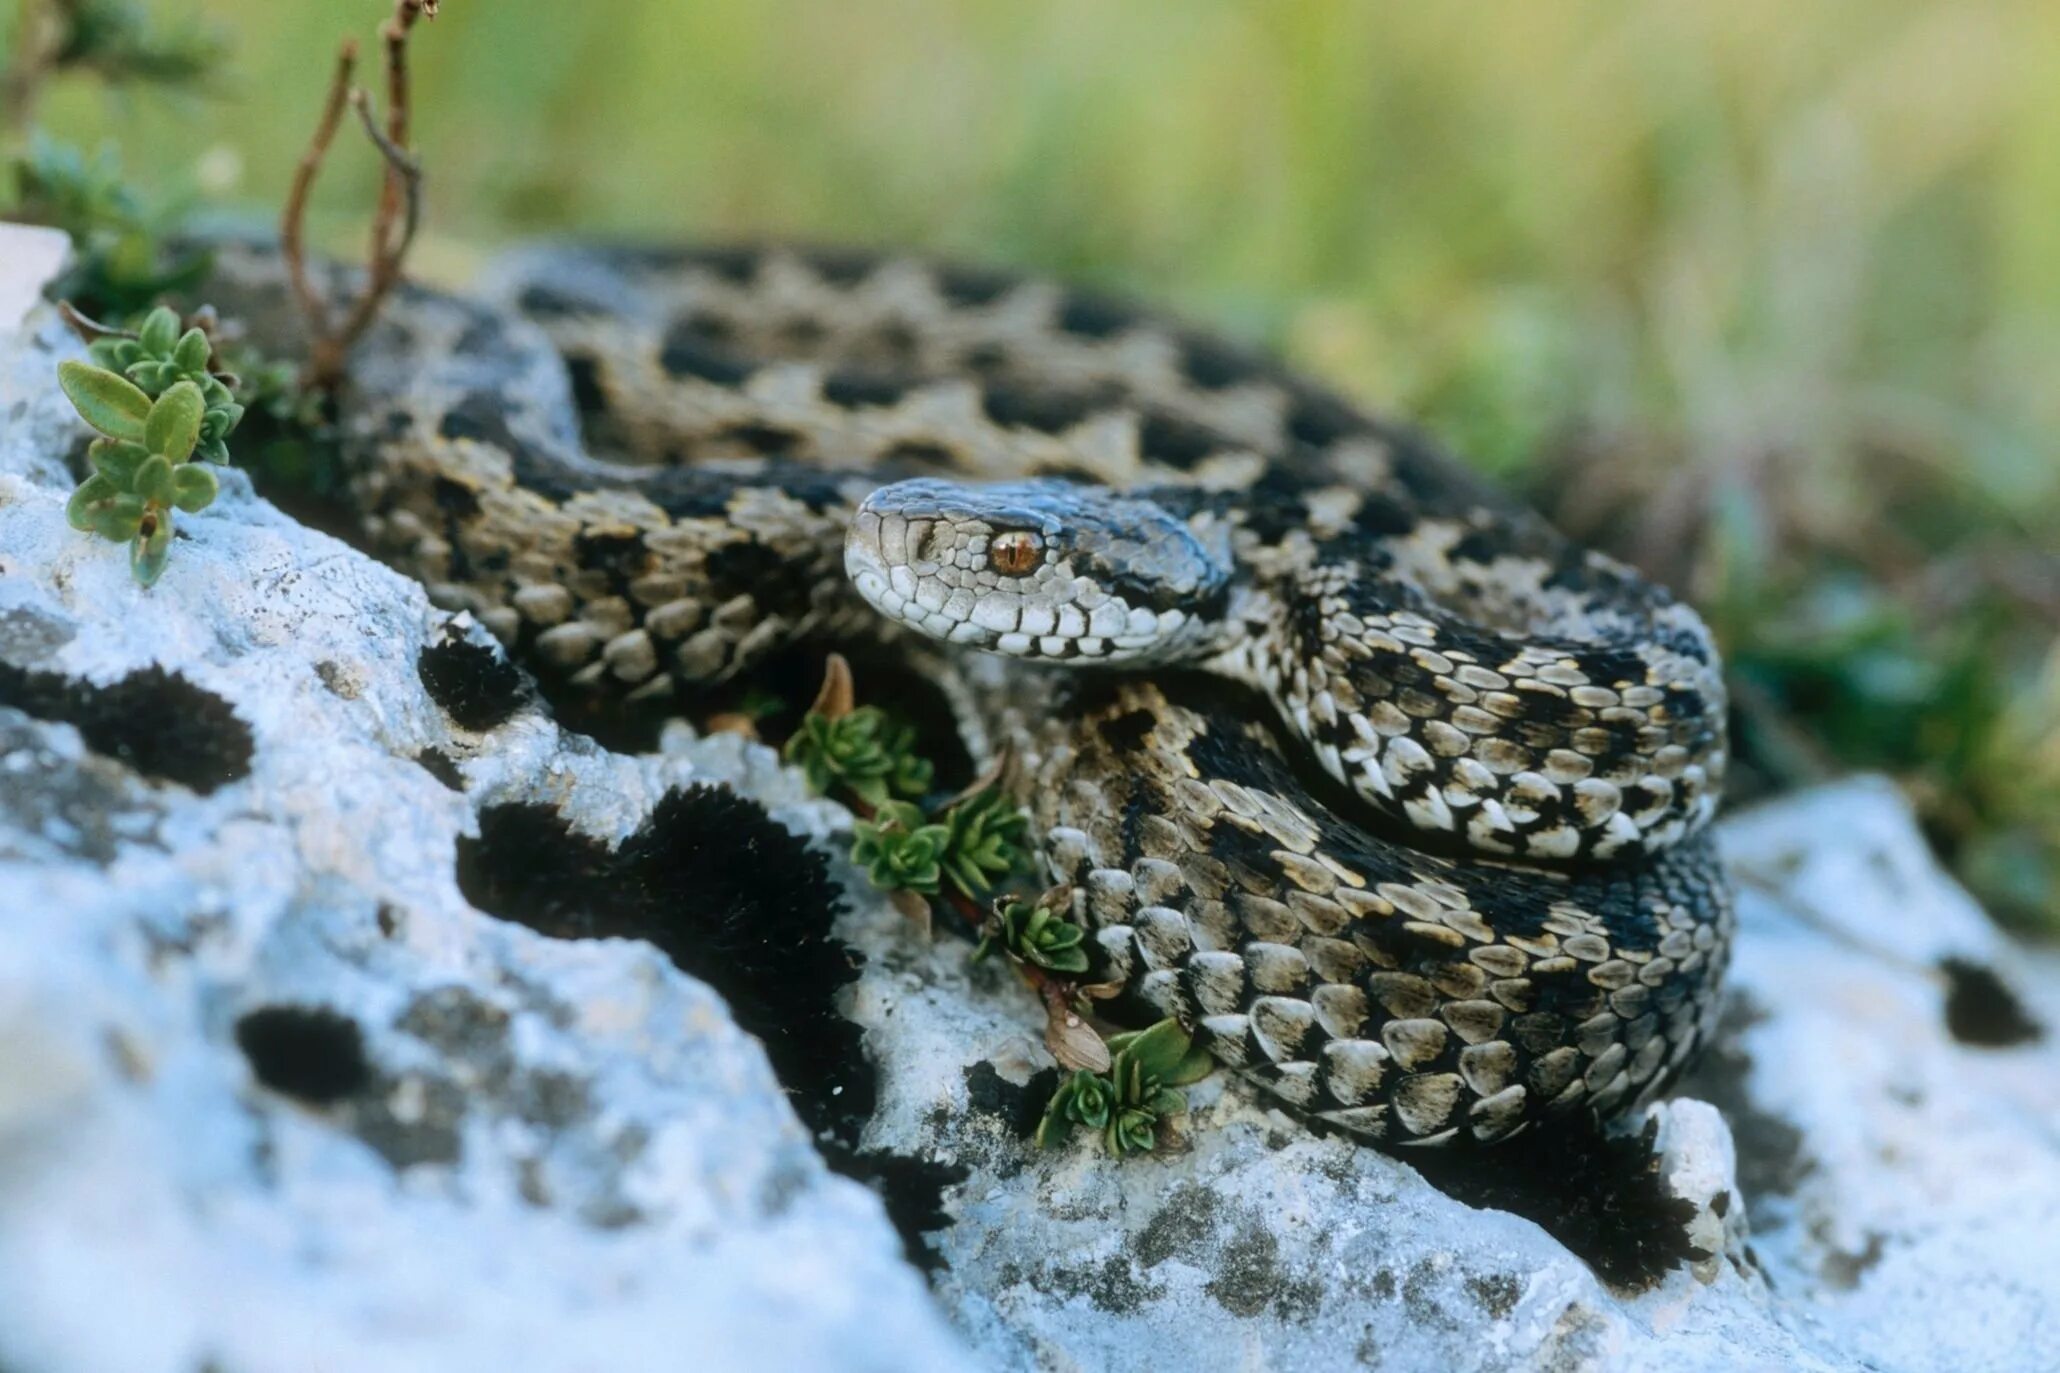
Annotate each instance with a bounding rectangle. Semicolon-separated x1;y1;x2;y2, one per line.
209;239;1733;1148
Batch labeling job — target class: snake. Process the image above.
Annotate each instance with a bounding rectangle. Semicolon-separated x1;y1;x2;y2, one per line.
205;239;1733;1148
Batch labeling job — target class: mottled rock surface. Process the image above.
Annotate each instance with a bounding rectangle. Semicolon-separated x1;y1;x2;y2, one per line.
0;247;967;1373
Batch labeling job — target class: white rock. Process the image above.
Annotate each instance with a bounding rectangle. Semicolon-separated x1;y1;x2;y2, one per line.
0;223;70;330
0;294;966;1373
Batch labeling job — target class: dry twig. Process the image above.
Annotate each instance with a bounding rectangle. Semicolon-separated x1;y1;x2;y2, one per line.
278;1;437;394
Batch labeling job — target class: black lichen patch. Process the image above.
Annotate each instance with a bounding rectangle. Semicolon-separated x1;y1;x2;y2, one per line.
832;1150;969;1275
1031;1251;1168;1315
1132;1181;1323;1320
0;661;252;794
961;1061;1053;1140
417;631;527;732
1463;1271;1523;1320
1940;957;2043;1047
234;1005;371;1105
411;747;465;791
1407;1116;1701;1291
453;784;971;1265
455;784;873;1142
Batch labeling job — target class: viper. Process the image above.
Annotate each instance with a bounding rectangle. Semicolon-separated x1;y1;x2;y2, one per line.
206;238;1733;1148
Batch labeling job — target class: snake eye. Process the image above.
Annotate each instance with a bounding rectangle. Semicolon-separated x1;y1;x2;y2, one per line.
988;530;1043;576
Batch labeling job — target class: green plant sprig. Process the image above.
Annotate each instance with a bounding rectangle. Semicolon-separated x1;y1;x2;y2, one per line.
782;659;1030;906
976;897;1089;975
1034;1018;1216;1156
57;306;247;585
785;704;934;809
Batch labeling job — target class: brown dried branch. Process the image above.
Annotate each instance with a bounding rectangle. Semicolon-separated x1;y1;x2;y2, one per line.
278;1;437;395
55;299;135;345
280;38;358;344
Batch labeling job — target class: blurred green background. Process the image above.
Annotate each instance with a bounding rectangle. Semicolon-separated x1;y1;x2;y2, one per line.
8;0;2058;928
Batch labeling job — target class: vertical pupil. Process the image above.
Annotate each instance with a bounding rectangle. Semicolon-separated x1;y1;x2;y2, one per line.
992;532;1037;574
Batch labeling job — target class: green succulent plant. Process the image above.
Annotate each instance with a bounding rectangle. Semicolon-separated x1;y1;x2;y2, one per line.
1034;1017;1216;1157
86;307;246;465
1036;1070;1117;1146
850;800;954;894
938;786;1030;898
978;898;1089;975
58;359;222;586
783;704;934;809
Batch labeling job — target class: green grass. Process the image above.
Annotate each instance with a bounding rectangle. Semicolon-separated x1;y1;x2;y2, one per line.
11;0;2059;928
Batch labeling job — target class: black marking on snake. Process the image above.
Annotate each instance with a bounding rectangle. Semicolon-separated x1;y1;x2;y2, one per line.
678;309;737;344
1285;389;1368;449
980;381;1104;435
1098;708;1158;754
1352;492;1419;540
934;261;1018;307
962;342;1011;374
704;539;821;621
670;244;762;283
776;315;827;348
801;246;881;287
882;440;964;472
1177;330;1264;391
436;391;523;449
1056;290;1145;339
452;314;510;359
659;323;756;386
865;320;921;360
516;284;599;319
714;422;807;457
563;353;609;420
572;529;652;596
1138;410;1232;470
431;476;481;520
822;370;911;410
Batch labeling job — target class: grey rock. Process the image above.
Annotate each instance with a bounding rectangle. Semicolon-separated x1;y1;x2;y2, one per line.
0;271;966;1373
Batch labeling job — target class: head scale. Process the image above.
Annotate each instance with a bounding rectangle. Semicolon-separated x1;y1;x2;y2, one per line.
845;478;1229;662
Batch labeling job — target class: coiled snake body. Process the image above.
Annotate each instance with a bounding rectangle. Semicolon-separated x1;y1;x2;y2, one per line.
210;241;1732;1147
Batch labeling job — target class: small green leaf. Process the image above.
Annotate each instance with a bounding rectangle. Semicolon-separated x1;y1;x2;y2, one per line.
171;463;218;513
65;472;118;530
1167;1045;1216;1087
58;361;150;441
1107;1019;1196;1086
138;307;179;356
91;492;146;541
87;338;139;370
134;454;175;507
172;327;211;373
144;381;205;461
89;437;150;485
1143;1085;1188;1117
130;512;173;587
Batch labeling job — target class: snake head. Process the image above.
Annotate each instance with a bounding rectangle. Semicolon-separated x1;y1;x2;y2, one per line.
846;478;1229;662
